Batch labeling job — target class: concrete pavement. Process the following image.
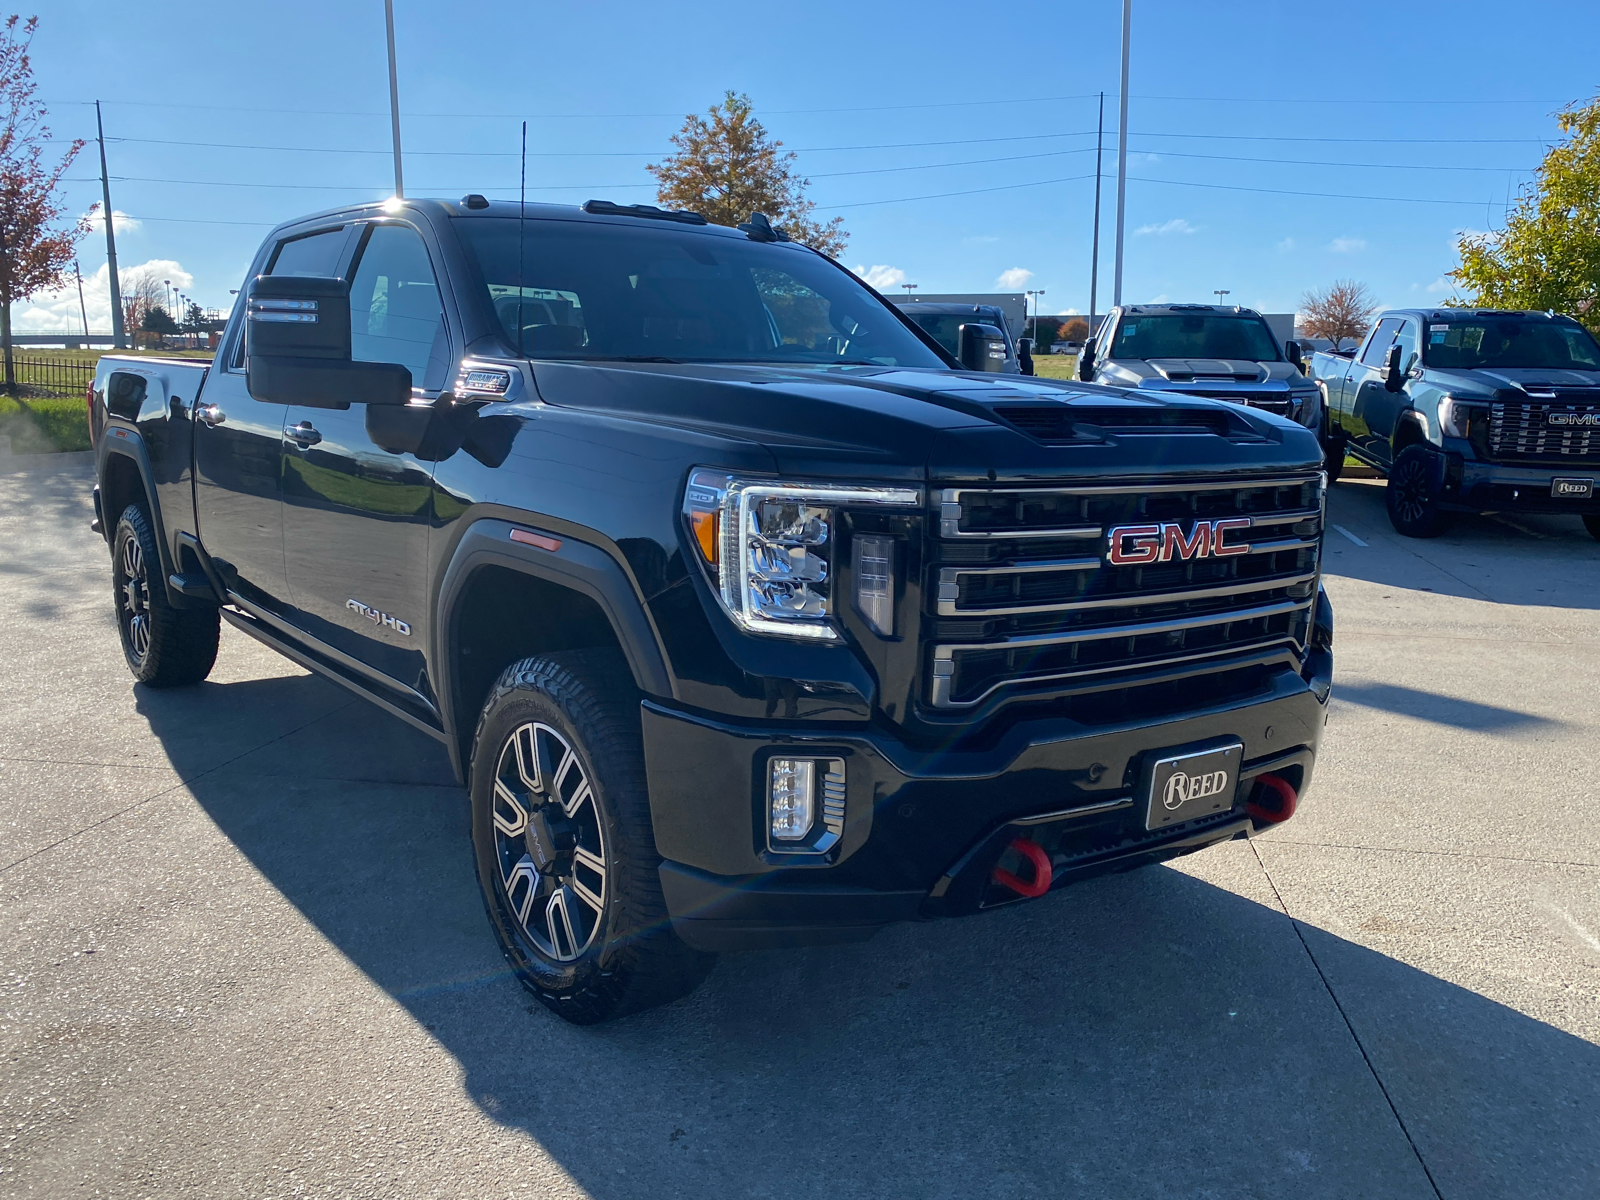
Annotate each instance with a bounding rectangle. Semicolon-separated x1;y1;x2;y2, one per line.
2;458;1596;1198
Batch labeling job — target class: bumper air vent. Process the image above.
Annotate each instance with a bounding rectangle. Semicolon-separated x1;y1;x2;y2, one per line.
996;405;1239;444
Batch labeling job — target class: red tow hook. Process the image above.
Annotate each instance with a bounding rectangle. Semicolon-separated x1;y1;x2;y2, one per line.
992;837;1054;898
1246;773;1298;825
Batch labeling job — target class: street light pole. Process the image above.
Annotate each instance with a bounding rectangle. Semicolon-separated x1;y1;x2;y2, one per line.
1112;0;1131;307
74;261;90;340
384;0;405;198
95;101;125;350
1213;289;1230;305
1090;90;1103;334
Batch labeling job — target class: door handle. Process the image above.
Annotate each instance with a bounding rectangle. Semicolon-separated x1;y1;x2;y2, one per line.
284;421;322;448
196;403;226;426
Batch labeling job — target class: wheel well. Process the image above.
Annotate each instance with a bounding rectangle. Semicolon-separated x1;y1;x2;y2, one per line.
449;564;627;763
1392;414;1428;454
100;452;149;537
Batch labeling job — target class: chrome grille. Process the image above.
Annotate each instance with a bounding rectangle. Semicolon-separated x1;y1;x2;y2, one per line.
928;475;1322;708
1489;396;1600;462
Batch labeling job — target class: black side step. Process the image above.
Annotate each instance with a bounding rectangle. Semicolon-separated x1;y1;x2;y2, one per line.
168;572;222;604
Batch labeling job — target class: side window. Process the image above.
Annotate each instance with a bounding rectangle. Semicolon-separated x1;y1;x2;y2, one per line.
1392;320;1419;371
348;224;449;391
267;228;347;277
1359;317;1402;368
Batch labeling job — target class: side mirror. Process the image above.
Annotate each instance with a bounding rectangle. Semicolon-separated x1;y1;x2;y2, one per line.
958;322;1008;372
1017;337;1035;376
1078;336;1097;381
1384;343;1405;392
245;275;412;409
1284;339;1304;373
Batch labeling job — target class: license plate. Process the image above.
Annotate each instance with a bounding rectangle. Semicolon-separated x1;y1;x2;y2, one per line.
1143;741;1244;830
1552;477;1594;499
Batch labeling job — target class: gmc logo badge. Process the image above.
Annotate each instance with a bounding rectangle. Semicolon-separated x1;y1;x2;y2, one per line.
1107;518;1252;565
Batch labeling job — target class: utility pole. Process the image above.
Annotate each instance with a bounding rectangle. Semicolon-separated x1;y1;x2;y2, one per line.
384;0;405;198
96;101;125;350
74;261;89;339
1112;0;1131;307
1090;90;1103;334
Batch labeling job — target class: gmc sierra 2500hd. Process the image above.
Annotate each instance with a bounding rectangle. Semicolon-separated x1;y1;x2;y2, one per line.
89;196;1333;1023
1311;307;1600;538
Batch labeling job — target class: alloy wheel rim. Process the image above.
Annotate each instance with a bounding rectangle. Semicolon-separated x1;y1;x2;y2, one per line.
492;721;607;963
1394;459;1429;524
118;535;151;660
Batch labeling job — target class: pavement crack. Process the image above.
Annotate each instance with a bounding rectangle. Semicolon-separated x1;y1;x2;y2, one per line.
0;698;360;877
1249;839;1447;1200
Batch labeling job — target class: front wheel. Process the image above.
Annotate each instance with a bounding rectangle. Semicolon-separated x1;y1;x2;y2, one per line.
112;504;219;686
1385;445;1449;538
469;650;715;1024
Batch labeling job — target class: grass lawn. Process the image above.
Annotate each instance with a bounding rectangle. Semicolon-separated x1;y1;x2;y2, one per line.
1030;354;1080;381
0;394;91;453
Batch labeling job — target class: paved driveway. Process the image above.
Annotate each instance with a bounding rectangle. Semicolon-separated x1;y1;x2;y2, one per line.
2;459;1597;1199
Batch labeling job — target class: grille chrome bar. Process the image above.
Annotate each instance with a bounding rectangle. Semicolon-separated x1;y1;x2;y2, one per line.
936;597;1310;655
940;477;1321;538
937;568;1317;618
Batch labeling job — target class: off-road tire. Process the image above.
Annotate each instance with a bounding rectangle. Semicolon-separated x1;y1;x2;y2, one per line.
1385;445;1449;538
112;504;220;686
470;649;715;1024
1323;437;1345;484
1583;515;1600;542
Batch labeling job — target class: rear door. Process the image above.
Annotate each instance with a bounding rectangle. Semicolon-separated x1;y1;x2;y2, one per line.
193;226;351;615
1347;317;1402;461
280;219;453;699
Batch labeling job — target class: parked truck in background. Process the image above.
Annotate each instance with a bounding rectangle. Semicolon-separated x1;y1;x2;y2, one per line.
891;300;1031;374
1310;308;1600;538
87;195;1333;1024
1077;303;1322;432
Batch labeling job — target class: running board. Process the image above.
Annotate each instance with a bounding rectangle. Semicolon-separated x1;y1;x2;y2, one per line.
220;607;449;745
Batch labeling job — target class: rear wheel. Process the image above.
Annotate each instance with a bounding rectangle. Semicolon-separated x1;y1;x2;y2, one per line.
469;649;715;1024
112;504;219;686
1583;515;1600;542
1385;445;1449;538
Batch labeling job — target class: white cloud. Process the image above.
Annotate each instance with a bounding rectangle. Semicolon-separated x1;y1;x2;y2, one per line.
1276;237;1296;252
1453;226;1497;246
1425;276;1456;295
14;259;195;332
1328;236;1366;254
995;267;1033;289
1147;293;1170;304
1053;307;1080;316
853;264;906;291
1135;218;1197;237
83;208;141;235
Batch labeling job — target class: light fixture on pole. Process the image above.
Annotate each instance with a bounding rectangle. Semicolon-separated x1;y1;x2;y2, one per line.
1112;0;1132;307
384;0;405;198
901;283;917;294
1213;289;1231;305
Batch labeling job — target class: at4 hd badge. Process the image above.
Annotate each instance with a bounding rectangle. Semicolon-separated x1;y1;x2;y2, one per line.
346;599;411;636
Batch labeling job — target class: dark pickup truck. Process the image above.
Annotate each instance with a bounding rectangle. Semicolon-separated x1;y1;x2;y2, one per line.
1312;307;1600;538
89;196;1333;1023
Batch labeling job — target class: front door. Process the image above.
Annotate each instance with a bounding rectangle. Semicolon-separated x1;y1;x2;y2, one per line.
1348;316;1402;461
281;220;453;700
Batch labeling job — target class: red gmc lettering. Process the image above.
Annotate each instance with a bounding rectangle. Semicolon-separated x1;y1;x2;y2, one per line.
1108;523;1162;565
1161;522;1211;561
1210;518;1251;557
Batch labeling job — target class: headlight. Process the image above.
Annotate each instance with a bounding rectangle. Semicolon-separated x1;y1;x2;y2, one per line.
683;470;921;641
1439;394;1489;439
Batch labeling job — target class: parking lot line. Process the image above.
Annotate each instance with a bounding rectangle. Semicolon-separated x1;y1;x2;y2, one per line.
1333;524;1369;547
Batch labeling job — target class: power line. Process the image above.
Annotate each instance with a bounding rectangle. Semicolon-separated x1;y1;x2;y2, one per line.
1137;176;1490;205
824;174;1098;209
1145;149;1534;174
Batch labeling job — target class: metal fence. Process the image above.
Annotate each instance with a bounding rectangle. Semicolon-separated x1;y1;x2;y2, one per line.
10;356;97;398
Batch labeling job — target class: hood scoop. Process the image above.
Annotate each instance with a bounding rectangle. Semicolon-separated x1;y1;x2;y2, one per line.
995;403;1259;444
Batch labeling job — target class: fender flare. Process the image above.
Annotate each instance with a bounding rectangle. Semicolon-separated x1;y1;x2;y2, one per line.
97;434;179;590
432;518;675;764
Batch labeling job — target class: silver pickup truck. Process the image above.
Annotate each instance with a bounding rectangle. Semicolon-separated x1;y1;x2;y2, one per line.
1078;303;1321;430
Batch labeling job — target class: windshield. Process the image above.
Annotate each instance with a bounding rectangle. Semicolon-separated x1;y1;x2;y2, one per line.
1109;314;1280;362
904;311;1012;358
452;217;945;368
1422;318;1600;370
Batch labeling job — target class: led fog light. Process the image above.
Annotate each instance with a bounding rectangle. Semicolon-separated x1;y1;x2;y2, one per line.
767;757;847;855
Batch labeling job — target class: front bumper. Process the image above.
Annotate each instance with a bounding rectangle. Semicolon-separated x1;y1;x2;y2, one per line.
1443;454;1600;515
644;647;1333;952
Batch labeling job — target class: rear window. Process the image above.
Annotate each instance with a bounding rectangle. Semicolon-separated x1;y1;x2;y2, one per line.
452;217;944;368
1110;314;1280;362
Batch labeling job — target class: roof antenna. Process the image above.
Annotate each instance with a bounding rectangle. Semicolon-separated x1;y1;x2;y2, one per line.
518;119;527;354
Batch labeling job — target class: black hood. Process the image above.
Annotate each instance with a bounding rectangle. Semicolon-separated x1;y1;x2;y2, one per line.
527;360;1322;482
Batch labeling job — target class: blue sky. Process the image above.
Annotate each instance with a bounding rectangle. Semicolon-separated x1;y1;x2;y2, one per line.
22;0;1600;330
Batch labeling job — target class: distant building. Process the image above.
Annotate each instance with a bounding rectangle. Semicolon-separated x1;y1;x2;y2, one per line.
893;293;1027;341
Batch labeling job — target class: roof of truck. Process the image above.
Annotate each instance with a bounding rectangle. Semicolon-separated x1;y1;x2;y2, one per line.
264;196;771;242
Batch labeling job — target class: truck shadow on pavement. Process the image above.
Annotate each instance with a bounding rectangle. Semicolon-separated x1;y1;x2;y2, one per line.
1332;681;1563;733
138;673;1600;1200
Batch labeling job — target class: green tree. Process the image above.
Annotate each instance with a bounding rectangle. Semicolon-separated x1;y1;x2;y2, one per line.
648;91;847;257
141;304;176;337
1453;92;1600;329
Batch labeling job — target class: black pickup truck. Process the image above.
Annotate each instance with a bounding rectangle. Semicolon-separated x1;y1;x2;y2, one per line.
89;196;1333;1023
